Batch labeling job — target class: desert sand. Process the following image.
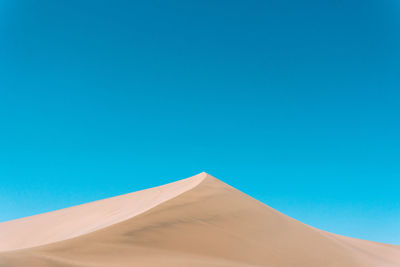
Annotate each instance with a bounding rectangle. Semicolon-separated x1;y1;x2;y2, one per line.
0;172;399;266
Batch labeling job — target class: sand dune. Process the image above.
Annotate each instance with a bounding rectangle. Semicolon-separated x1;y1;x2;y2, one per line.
0;172;399;266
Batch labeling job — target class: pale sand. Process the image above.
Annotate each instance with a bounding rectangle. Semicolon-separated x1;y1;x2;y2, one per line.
0;172;399;266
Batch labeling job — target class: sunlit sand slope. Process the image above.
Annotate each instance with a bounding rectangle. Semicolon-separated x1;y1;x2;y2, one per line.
0;173;399;266
0;173;205;251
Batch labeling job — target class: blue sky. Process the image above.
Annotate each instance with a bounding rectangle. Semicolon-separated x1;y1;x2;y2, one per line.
0;0;399;244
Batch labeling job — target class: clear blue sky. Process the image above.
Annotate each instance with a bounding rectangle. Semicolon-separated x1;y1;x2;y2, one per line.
1;0;399;245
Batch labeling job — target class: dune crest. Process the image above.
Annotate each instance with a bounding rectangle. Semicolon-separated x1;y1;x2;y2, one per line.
0;172;206;252
0;173;399;267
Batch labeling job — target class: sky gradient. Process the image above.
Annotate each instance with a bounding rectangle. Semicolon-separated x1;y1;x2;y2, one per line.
1;0;399;244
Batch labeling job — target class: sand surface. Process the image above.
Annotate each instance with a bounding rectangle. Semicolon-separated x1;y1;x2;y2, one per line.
0;172;399;266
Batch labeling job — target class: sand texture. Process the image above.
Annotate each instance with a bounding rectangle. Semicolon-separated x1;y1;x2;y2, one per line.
0;172;399;266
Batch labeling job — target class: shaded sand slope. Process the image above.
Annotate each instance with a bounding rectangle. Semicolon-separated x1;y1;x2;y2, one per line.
0;173;399;266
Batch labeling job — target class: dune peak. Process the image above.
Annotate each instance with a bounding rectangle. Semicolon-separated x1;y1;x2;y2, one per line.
0;173;399;267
